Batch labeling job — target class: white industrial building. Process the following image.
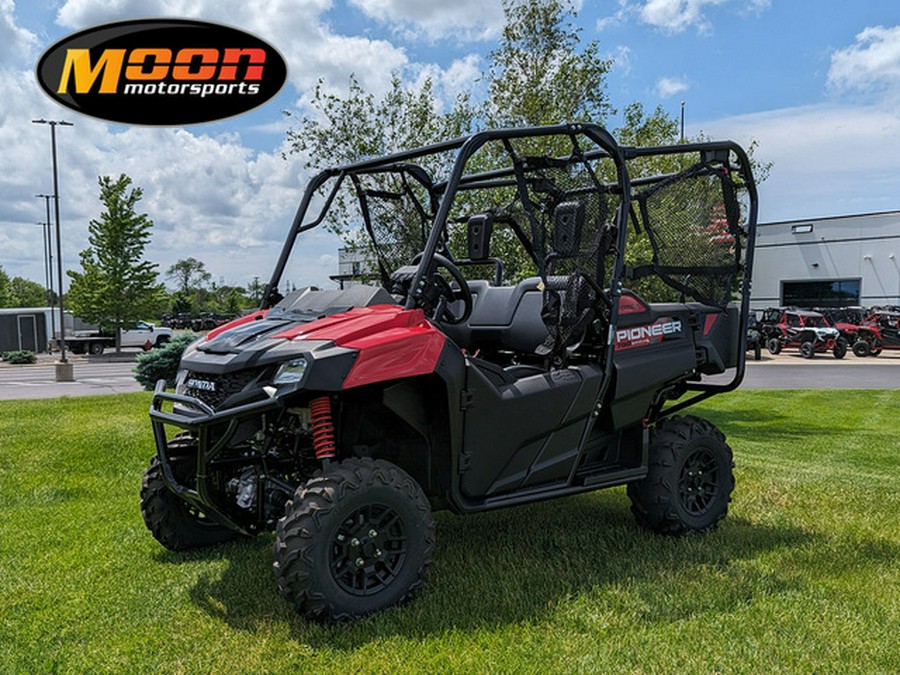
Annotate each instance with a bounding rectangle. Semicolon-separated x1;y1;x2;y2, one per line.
750;210;900;311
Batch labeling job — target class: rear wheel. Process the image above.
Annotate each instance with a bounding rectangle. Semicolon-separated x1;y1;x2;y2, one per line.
628;416;734;535
799;341;815;359
273;457;434;622
140;439;239;551
766;338;782;355
88;341;104;355
852;340;870;357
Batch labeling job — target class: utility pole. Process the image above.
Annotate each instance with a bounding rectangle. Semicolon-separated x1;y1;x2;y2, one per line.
35;193;56;349
33;118;73;381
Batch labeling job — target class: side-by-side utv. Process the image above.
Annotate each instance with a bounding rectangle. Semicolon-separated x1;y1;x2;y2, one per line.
143;123;758;621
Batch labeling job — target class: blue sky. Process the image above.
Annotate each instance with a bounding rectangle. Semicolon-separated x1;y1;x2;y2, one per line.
2;0;900;292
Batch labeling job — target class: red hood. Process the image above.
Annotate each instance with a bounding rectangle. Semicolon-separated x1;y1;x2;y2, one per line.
273;305;446;389
272;304;430;347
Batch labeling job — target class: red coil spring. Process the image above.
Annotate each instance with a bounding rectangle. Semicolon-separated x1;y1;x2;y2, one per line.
309;395;337;460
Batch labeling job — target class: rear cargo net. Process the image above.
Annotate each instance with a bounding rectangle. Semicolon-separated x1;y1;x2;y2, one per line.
628;161;744;308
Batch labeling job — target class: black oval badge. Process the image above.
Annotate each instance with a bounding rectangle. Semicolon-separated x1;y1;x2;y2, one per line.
36;19;287;125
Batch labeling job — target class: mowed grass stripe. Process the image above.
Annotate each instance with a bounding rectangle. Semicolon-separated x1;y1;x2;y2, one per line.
0;390;897;672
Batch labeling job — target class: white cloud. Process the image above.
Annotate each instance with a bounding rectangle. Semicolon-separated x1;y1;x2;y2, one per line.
828;25;900;95
2;0;504;294
412;53;482;106
348;0;504;41
0;0;37;62
610;45;633;75
54;0;408;102
656;76;689;98
0;51;325;290
695;104;900;222
639;0;725;33
597;1;631;32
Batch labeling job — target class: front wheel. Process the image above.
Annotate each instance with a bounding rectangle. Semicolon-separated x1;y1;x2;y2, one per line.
766;338;782;355
627;416;734;535
799;341;815;359
140;447;239;551
852;340;870;357
273;457;435;622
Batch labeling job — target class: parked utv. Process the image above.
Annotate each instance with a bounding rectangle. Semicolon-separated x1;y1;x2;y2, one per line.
761;308;846;359
815;307;868;354
746;313;762;360
853;308;900;356
143;123;758;621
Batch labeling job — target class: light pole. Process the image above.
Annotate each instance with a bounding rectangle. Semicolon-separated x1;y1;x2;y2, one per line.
35;193;56;349
33;118;73;381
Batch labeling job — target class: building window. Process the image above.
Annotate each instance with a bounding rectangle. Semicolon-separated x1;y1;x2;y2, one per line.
782;279;861;308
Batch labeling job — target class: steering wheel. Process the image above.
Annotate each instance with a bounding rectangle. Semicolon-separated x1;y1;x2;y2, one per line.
411;252;473;325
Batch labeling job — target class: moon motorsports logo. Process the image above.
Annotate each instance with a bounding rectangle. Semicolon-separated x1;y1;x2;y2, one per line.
36;19;287;125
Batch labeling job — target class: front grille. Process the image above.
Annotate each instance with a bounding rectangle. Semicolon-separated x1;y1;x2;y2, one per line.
184;368;264;409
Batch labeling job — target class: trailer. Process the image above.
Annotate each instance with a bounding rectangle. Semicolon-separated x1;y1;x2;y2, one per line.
67;321;173;355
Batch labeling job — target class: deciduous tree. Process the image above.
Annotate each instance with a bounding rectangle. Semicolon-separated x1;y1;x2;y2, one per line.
10;277;49;307
67;174;166;352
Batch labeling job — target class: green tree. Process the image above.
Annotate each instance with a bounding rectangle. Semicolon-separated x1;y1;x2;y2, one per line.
285;0;618;275
166;257;211;294
485;0;613;127
284;0;765;294
208;284;250;314
286;0;612;175
286;74;474;174
67;174;166;352
165;257;215;314
0;266;12;307
170;290;194;316
10;277;49;307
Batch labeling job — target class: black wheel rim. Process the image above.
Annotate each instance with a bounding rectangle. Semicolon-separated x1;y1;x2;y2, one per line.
678;447;719;515
330;503;407;596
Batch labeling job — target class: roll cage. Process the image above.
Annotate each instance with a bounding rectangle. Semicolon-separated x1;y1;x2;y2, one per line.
261;122;758;415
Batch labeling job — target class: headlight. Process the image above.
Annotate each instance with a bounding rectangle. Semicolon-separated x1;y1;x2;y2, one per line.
272;357;308;386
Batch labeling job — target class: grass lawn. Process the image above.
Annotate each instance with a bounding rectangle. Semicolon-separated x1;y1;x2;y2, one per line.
0;390;897;673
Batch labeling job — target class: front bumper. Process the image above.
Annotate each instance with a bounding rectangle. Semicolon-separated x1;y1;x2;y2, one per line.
149;379;282;533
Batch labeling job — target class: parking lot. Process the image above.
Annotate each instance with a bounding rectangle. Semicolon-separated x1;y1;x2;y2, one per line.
0;353;145;400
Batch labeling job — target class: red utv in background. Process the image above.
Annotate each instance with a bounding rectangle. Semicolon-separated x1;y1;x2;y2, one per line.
853;308;900;356
815;307;869;355
762;308;846;359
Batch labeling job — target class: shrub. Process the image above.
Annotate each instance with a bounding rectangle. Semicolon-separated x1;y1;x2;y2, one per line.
2;350;37;364
133;333;198;390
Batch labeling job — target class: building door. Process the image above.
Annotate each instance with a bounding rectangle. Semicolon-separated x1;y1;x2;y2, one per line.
17;315;37;351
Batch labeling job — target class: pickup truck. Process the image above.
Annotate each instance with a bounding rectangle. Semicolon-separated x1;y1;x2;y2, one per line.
68;321;173;355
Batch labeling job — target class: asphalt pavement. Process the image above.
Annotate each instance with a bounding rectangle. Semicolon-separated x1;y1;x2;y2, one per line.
1;349;898;401
0;352;146;400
